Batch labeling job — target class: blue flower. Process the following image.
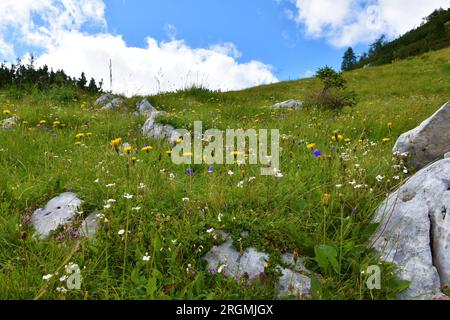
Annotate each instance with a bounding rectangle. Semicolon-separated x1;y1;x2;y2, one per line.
313;149;322;158
208;166;214;173
185;168;194;175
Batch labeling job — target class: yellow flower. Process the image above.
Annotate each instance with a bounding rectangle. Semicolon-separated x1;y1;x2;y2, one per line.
322;193;331;202
53;121;61;127
166;150;172;156
142;146;153;153
123;146;133;154
382;138;391;143
22;121;29;125
111;138;122;148
39;120;46;125
307;143;316;149
130;156;137;162
74;141;82;146
175;138;183;144
75;133;85;139
332;134;344;142
86;132;93;137
3;110;11;116
387;122;393;129
344;138;351;143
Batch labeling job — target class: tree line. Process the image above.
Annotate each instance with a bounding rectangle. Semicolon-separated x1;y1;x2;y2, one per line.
0;55;103;93
341;8;450;71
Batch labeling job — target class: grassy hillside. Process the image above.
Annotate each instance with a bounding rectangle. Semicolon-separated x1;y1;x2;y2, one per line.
0;47;449;300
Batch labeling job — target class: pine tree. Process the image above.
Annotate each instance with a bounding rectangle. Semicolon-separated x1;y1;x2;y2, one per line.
341;47;357;71
77;72;87;90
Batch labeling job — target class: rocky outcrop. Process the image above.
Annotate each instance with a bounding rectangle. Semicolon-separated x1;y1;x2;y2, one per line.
370;158;450;300
101;98;127;111
393;101;450;170
94;93;114;107
136;99;157;116
273;100;304;109
31;193;99;240
141;106;184;144
203;233;313;299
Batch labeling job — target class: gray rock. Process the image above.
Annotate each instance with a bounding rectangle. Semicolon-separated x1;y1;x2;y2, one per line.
101;98;128;111
371;158;450;299
94;93;114;107
273;100;304;109
445;152;450;159
142;110;184;143
31;193;82;239
393;101;450;170
203;234;312;298
1;116;16;129
136;99;157;116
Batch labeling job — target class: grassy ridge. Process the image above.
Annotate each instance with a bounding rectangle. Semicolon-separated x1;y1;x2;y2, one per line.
0;47;449;300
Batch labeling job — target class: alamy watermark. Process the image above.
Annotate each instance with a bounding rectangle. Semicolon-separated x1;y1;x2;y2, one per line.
170;121;280;176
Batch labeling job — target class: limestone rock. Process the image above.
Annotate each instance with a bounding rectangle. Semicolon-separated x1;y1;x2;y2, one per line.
136;99;157;116
94;93;114;107
141;110;184;143
101;98;127;111
31;193;82;239
393;101;450;170
79;213;100;240
371;158;450;299
273;100;304;109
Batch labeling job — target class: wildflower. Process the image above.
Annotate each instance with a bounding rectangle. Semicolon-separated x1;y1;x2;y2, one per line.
123;193;133;200
206;228;215;234
138;183;146;189
59;275;68;282
313;149;322;158
118;229;125;235
39;120;47;125
336;184;343;188
3;110;11;116
142;145;153;153
376;175;384;182
227;170;234;176
332;134;344;142
218;213;223;222
382;138;391;143
42;274;53;281
185;168;194;175
393;176;400;180
75;133;85;139
182;197;190;202
105;183;116;188
56;287;67;293
53;121;61;127
322;193;331;202
166;150;172;156
387;122;393;129
74;142;81;146
176;138;183;144
110;138;122;148
131;207;141;212
141;252;151;262
237;181;244;188
306;143;316;150
274;170;284;178
248;176;256;182
86;132;93;137
208;166;214;173
344;138;351;143
169;173;175;180
123;146;133;154
217;264;226;274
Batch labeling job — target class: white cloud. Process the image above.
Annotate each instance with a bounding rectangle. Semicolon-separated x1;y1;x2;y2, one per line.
0;0;278;95
292;0;450;47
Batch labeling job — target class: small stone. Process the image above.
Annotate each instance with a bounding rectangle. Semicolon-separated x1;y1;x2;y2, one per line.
273;100;304;109
94;93;114;107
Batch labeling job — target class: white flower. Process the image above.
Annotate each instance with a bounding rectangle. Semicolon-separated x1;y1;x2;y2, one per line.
274;170;284;178
107;199;116;203
171;239;178;244
123;193;134;199
206;228;215;234
105;183;116;188
59;275;68;282
132;207;141;212
56;287;67;293
118;229;125;235
142;253;151;261
354;184;363;189
42;274;53;281
393;176;400;180
218;213;223;223
169;173;175;180
336;184;343;188
182;197;190;202
160;169;166;173
217;264;226;273
94;178;100;183
103;204;111;209
376;175;384;182
248;176;256;182
403;168;408;174
138;183;146;189
228;170;234;176
348;180;356;185
237;181;244;188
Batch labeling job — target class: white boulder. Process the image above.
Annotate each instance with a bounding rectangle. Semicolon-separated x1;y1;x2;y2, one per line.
273;100;304;109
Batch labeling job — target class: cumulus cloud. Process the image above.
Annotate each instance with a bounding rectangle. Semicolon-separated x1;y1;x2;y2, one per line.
291;0;450;47
0;0;278;95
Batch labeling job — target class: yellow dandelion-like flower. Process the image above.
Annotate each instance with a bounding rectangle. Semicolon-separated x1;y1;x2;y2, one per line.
382;138;391;143
142;146;153;153
322;193;331;202
123;146;133;154
86;132;93;137
3;110;11;116
53;121;61;127
387;122;393;129
344;138;351;143
111;138;122;148
39;120;46;125
332;134;344;142
175;138;183;144
75;133;85;139
74;141;82;146
307;143;316;149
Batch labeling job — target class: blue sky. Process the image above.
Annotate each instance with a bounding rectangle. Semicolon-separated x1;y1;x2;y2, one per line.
1;0;449;95
104;0;353;80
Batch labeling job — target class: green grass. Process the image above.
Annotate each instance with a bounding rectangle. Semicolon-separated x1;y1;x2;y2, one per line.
0;47;449;300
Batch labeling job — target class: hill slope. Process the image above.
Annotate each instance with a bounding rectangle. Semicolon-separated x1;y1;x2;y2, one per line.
0;47;449;300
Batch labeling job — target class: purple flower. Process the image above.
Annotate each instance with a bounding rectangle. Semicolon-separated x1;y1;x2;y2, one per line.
209;267;217;275
313;149;322;158
208;166;214;173
185;168;194;175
